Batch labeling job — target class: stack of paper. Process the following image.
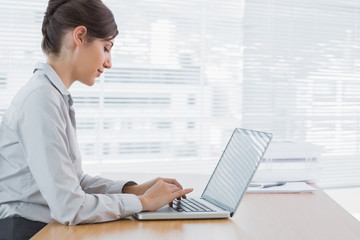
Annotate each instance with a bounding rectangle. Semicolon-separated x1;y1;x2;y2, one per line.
246;182;316;193
252;168;322;183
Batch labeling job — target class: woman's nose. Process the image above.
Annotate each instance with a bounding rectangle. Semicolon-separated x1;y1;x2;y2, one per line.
104;55;112;69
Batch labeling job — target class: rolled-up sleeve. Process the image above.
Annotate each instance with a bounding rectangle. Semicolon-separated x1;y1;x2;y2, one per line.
17;87;142;225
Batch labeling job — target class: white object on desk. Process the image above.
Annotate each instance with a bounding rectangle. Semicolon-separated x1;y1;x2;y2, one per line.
247;182;316;193
252;168;322;183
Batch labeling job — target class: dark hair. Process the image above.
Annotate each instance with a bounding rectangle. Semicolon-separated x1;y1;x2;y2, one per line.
41;0;118;56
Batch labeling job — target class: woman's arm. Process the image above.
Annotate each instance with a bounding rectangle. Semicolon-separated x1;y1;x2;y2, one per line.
18;87;142;225
80;173;137;194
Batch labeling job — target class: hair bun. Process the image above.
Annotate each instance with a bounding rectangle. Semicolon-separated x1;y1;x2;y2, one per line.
45;0;70;17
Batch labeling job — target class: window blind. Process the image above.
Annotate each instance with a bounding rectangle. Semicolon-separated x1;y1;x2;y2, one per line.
0;1;47;117
242;0;360;188
76;0;244;175
0;0;359;188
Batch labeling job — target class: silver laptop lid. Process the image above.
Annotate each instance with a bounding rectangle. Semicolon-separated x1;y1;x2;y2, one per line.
201;128;272;217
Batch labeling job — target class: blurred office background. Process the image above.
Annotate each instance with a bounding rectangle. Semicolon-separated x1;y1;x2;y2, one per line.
0;0;359;220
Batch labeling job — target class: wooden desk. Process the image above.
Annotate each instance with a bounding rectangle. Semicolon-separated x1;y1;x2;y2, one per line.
32;186;360;240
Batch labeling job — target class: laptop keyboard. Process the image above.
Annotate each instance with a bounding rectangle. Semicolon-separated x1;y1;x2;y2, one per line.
172;198;215;212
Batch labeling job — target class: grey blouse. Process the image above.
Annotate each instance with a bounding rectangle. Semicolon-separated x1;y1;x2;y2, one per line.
0;62;142;225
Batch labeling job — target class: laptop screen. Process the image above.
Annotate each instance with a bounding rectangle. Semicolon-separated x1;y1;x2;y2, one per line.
201;128;272;215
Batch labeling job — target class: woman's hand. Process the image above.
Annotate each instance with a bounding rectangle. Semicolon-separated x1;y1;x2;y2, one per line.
137;179;193;212
123;177;187;197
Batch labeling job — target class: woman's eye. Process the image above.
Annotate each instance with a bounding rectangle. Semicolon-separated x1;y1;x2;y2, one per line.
104;47;109;52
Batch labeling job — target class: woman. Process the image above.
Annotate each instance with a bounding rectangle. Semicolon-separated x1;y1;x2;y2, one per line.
0;0;192;239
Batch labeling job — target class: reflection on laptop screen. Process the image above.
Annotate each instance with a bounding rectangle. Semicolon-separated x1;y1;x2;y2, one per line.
201;128;272;214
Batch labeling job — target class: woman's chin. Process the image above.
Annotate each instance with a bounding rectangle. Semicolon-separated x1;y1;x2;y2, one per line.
79;78;96;86
88;80;96;86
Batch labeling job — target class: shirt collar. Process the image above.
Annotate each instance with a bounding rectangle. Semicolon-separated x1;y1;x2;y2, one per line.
33;62;70;96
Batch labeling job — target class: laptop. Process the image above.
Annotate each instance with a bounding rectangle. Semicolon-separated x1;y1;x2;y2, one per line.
134;128;273;220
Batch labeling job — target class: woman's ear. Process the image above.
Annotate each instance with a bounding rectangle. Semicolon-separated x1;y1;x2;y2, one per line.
73;26;88;47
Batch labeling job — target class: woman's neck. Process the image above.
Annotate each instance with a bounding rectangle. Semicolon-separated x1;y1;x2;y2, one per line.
47;54;76;89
